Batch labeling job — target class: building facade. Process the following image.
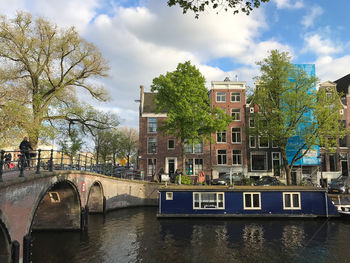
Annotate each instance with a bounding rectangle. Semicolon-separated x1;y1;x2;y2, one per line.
208;79;248;178
317;77;350;185
138;86;211;181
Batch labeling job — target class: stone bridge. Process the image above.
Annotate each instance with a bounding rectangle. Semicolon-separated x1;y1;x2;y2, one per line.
0;171;159;263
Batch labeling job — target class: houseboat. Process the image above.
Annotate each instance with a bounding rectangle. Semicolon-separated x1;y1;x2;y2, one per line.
157;186;339;218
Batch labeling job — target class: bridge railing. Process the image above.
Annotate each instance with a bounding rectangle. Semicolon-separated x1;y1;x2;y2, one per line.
0;149;142;182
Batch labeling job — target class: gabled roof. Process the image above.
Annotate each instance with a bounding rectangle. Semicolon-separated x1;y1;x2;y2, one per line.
142;92;167;114
335;73;350;95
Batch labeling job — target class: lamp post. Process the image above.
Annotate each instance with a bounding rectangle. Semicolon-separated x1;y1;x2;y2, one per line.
151;143;156;181
318;155;324;188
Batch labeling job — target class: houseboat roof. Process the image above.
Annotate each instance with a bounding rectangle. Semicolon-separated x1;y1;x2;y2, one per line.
159;185;327;192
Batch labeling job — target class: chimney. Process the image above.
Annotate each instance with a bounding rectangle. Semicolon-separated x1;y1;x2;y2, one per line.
140;85;144;114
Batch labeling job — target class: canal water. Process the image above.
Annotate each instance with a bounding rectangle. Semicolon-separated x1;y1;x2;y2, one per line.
32;207;350;263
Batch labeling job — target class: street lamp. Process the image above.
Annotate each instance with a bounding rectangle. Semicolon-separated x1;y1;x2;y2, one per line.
151;143;156;180
317;155;324;188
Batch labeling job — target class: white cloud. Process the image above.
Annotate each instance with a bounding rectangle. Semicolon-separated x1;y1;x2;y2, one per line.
273;0;304;9
0;0;295;128
302;34;342;56
0;0;99;32
301;5;323;28
315;55;350;83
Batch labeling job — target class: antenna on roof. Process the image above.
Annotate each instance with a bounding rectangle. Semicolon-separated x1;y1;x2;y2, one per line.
224;77;230;82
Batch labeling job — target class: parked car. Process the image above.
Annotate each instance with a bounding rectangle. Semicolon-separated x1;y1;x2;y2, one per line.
212;173;243;185
328;178;350;194
254;176;282;186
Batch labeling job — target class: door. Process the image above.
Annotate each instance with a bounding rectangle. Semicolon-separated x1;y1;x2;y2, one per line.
341;160;348;176
291;171;297;185
168;159;175;175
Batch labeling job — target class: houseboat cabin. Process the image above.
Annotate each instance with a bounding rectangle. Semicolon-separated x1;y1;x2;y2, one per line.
158;186;339;218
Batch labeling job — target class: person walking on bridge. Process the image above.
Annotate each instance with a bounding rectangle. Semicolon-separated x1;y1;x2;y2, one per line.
19;137;33;168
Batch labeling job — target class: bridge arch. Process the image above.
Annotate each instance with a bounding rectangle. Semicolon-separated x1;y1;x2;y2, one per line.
30;179;82;231
87;181;104;213
0;218;11;263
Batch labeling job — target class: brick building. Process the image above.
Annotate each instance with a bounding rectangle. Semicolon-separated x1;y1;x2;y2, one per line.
317;77;350;185
138;85;211;181
208;78;248;178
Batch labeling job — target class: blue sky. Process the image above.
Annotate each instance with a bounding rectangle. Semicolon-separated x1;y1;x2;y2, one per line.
0;0;349;128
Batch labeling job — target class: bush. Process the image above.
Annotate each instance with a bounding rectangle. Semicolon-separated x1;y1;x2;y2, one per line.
175;174;192;185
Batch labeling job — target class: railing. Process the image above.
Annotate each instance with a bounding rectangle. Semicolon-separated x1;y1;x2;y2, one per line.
0;149;142;182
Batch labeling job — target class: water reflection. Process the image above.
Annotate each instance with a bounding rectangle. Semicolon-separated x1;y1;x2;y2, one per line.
32;208;350;263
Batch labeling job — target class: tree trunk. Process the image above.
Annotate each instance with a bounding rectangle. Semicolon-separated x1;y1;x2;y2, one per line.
281;151;292;185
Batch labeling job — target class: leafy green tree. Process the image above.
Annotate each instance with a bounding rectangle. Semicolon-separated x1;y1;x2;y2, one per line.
0;12;110;148
119;127;138;168
167;0;270;18
251;50;347;185
151;61;232;176
58;128;83;157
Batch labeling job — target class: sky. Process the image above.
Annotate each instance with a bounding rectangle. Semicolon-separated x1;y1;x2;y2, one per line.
1;0;350;128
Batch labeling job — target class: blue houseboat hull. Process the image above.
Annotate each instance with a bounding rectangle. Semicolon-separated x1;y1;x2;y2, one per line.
157;186;339;218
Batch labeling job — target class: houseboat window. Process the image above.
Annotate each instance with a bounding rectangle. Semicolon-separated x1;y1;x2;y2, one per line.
243;192;261;209
283;193;301;210
193;192;225;209
166;192;173;200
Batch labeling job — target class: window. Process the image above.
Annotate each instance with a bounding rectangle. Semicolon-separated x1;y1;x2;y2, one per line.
147;158;156;176
193;192;225;209
283;192;301;210
186;159;194;175
329;154;336;171
216;92;226;102
259;136;269;148
195;159;203;174
232;128;241;143
231;92;241;102
147;117;157;133
168;139;175;150
147;137;157;154
243;192;261;209
49;192;61;203
251;152;267;171
249;118;255;128
186;141;203;153
272;140;279;148
249;136;256;148
232;150;242;165
231;109;241;121
185;141;193;153
217;131;227;143
272;152;281;177
218;150;227;165
340;135;347;147
194;143;203;153
166;192;173;200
